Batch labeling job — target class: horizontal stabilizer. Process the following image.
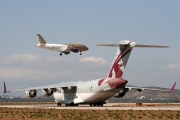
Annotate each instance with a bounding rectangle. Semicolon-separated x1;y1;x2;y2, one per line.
135;44;169;48
96;44;120;47
96;44;169;48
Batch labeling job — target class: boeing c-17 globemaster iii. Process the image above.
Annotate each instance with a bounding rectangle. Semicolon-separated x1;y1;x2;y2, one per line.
35;34;89;56
4;40;176;106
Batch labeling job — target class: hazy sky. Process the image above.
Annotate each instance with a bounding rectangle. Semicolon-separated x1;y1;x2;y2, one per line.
0;1;180;95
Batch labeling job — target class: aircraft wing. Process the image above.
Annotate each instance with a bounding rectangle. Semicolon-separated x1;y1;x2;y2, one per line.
4;81;77;93
125;82;177;92
60;45;69;51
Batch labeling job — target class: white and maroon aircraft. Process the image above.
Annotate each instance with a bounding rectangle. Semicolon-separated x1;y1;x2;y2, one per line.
4;40;176;106
35;34;89;56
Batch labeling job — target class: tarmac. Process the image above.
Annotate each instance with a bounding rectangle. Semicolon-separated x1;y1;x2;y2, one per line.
1;103;180;110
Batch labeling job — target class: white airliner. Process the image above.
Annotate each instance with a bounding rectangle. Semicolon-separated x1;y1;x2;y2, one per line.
35;34;89;56
4;40;176;106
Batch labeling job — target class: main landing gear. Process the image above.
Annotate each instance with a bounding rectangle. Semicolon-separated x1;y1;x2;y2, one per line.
89;102;104;106
65;103;79;106
59;52;69;56
57;102;78;107
59;52;82;56
57;103;61;106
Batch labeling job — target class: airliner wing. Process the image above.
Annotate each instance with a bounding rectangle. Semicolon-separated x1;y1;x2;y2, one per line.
125;82;176;92
4;81;77;93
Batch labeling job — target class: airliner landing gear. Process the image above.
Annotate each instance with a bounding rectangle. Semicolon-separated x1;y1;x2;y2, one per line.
80;51;82;55
59;53;62;56
57;103;61;106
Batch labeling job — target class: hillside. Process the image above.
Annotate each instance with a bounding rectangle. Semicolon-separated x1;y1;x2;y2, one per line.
109;87;180;103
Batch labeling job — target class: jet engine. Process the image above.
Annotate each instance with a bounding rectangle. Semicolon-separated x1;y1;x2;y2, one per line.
113;87;129;98
24;90;37;99
41;89;53;97
70;47;79;53
54;88;64;103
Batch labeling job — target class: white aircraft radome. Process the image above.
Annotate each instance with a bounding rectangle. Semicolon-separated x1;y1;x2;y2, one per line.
35;34;89;56
4;40;176;106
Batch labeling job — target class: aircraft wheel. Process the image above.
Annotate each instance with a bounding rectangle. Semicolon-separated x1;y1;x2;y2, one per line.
90;104;92;106
57;103;61;106
65;104;69;106
93;104;96;106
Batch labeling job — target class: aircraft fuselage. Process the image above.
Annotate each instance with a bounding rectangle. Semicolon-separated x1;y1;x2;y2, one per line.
35;43;88;53
53;78;127;104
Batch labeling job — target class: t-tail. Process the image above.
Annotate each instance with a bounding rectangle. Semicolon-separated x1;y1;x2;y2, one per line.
97;40;169;78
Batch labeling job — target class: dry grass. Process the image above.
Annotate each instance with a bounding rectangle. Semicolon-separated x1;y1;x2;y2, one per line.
113;103;180;107
0;102;55;105
0;107;179;120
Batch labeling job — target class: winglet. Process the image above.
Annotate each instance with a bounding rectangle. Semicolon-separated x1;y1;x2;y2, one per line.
171;82;177;92
3;82;7;94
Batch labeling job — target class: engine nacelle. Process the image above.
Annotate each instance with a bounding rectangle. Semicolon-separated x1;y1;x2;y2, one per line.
70;47;79;53
54;88;64;103
24;90;37;99
41;89;53;97
113;88;129;98
137;89;142;92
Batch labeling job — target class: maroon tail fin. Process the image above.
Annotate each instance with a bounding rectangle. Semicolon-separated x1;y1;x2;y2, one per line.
107;41;135;78
171;82;177;92
3;82;7;94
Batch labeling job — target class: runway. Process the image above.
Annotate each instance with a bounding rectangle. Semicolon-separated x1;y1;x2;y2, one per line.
1;103;180;110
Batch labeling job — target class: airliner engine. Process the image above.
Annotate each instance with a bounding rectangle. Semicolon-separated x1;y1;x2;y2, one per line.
54;88;64;103
113;87;129;98
70;47;79;53
24;90;37;98
41;89;53;97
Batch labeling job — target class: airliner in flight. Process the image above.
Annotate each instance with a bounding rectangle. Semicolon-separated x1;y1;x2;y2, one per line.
35;34;89;56
4;40;176;106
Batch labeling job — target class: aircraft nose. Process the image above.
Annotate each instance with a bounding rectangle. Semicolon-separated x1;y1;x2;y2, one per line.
107;78;128;89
